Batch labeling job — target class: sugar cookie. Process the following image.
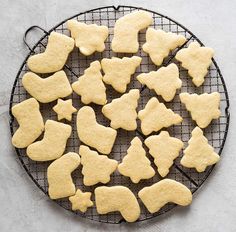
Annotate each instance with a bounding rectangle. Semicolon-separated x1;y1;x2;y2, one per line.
175;42;214;86
11;98;44;148
76;106;117;154
145;131;184;177
27;120;71;161
95;186;140;222
112;11;153;53
181;127;220;172
102;89;140;131
27;32;74;73
138;179;192;213
101;56;142;93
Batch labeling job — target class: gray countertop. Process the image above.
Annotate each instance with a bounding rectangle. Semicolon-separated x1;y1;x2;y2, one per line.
0;0;236;231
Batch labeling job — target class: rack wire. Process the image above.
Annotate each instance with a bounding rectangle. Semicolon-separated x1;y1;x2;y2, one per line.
9;6;230;223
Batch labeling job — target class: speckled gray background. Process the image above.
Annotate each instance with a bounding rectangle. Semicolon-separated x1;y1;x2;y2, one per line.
0;0;235;231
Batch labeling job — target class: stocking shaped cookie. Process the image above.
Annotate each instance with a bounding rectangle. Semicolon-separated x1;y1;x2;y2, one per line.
102;89;140;131
118;137;155;183
67;20;108;56
137;63;182;101
138;97;183;135
180;127;220;172
145;131;184;177
180;92;221;128
72;61;107;105
143;28;186;66
101;56;142;93
175;42;214;86
79;145;118;186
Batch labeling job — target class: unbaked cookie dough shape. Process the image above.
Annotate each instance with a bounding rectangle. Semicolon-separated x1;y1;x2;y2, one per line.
67;20;108;56
112;11;153;53
22;71;72;103
175;42;214;87
180;127;220;172
72;61;107;105
95;186;141;222
27;32;74;73
79;145;118;186
102;89;140;131
27;120;71;161
138;97;183;135
180;92;221;128
144;131;184;177
118;137;155;183
11;98;44;148
101;56;142;93
137;63;182;102
76;106;117;155
142;28;186;66
138;179;192;213
47;152;80;199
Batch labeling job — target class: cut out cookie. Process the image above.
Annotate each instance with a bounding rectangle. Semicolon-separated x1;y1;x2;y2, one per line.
101;56;142;93
72;61;107;105
27;32;74;73
175;42;214;86
112;11;153;53
22;71;72;103
102;89;140;131
137;63;182;102
180;92;221;128
79;145;118;186
95;186;140;222
180;127;220;172
69;189;93;212
47;152;80;199
27;120;71;161
118;137;155;183
138;97;183;135
76;106;117;154
53;99;77;121
143;28;186;66
11;98;44;148
67;20;108;56
145;131;184;177
138;179;192;213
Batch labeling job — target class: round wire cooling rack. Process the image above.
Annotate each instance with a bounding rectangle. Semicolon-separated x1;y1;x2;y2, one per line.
9;5;230;224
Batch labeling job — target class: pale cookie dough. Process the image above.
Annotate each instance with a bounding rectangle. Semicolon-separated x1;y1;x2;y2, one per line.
180;92;221;128
175;41;214;87
143;28;186;66
138;179;192;213
137;63;182;102
145;131;184;177
53;99;77;121
22;71;72;103
76;106;117;154
112;11;153;53
118;137;155;183
79;145;118;186
101;56;142;93
180;127;220;172
138;97;183;135
11;98;44;148
27;32;74;73
69;189;93;212
95;186;140;222
72;61;107;105
47;152;80;199
67;20;108;56
102;89;140;131
27;120;71;161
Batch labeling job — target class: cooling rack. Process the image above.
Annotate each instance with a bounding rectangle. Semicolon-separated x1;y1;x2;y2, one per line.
9;5;230;223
